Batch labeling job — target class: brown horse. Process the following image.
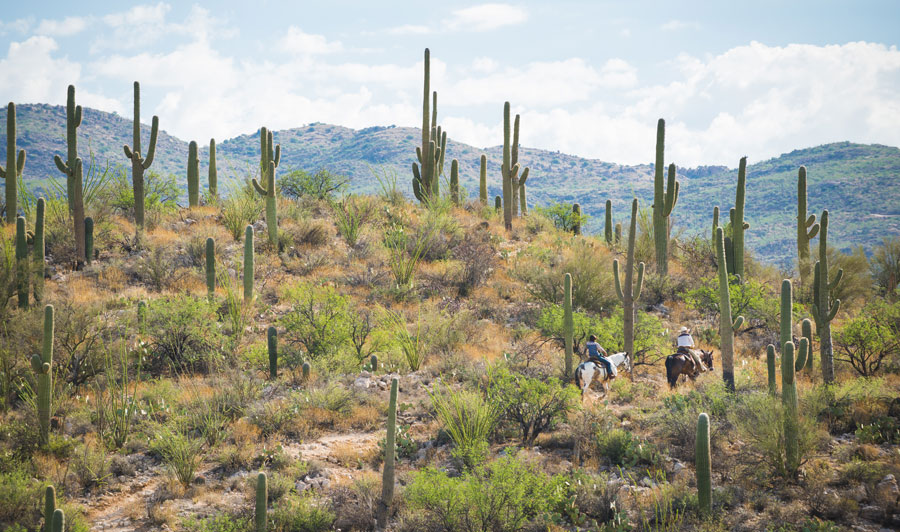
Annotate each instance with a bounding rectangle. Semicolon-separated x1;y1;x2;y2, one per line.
665;349;714;389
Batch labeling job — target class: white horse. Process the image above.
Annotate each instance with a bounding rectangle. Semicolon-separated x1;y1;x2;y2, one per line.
574;352;630;401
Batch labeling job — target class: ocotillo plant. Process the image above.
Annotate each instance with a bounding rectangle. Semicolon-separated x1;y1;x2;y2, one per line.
449;159;460;206
715;227;744;391
205;237;215;299
652;119;679;275
244;225;254;302
187;141;200;207
16;216;28;308
377;377;399;529
766;344;777;396
123;81;159;231
696;413;712;516
51;508;64;532
52;85;82;214
33;198;45;302
614;199;645;368
812;210;842;384
253;161;279;245
572;203;582;236
604;200;613;245
731;157;749;281
84;217;94;265
479;154;487;205
31;305;54;446
799;318;813;372
1;102;26;224
256;472;267;532
208;138;218;200
71;158;86;265
43;485;56;532
796;167;819;289
412;49;446;203
564;273;574;379
782;340;800;475
267;326;277;379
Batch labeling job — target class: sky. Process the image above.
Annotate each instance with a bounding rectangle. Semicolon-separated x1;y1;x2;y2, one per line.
1;1;899;167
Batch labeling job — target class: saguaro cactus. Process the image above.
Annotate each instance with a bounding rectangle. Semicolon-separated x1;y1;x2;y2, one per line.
479;154;487;205
564;273;574;379
208;138;218;200
50;508;64;532
33;198;45;301
52;85;82;214
258;127;281;182
519;173;528;215
244;225;254;302
267;326;277;379
796;167;819;289
187;141;200;207
696;413;712;516
572;203;582;236
494;196;501;211
43;485;56;532
256;472;267;532
501;102;516;231
449;159;459;206
377;377;399;529
302;362;310;381
253;160;279;245
732;157;749;281
799;318;813;372
16;216;28;308
766;344;777;396
1;102;26;224
715;227;744;391
123;81;159;231
84;217;94;265
31;305;54;446
205;237;215;299
510;113;530;217
412;49;446;203
782;340;800;474
604;200;614;245
812;210;842;384
71;158;86;265
614;223;622;245
614;199;645;367
711;206;719;243
652;119;679;275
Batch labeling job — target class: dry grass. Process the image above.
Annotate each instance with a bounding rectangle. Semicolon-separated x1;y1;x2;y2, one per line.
331;441;379;468
340;405;381;431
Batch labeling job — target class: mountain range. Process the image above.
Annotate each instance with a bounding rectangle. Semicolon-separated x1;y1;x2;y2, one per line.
3;103;900;268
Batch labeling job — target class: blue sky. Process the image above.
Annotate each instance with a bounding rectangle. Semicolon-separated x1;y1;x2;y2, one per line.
2;1;899;165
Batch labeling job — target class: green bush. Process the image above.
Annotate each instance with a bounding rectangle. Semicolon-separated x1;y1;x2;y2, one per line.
221;183;264;241
104;169;178;229
150;422;205;488
834;299;900;376
405;454;570;532
145;295;223;373
281;282;351;362
429;382;499;469
182;513;251;532
0;469;38;528
280;168;348;201
594;428;661;468
686;274;781;333
487;365;578;445
533;201;589;233
269;492;336;532
870;236;900;298
653;380;732;461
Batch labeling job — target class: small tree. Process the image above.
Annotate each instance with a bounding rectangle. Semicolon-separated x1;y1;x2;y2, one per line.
281;282;351;361
488;366;578;445
834;300;900;376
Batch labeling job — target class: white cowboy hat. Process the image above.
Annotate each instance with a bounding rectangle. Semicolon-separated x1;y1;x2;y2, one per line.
679;326;689;333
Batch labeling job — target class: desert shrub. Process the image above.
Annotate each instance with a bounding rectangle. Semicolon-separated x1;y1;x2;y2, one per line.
827;245;872;305
594;428;662;468
404;454;570;532
145;295;223;374
487;364;578;445
135;245;180;292
248;399;299;439
71;436;111;493
105;169;179;227
270;492;336;532
870;236;900;298
833;299;900;376
640;272;690;306
524;210;554;235
150;422;205;488
855;416;900;444
653;380;732;461
280;167;348;201
0;468;39;528
346;308;384;365
686;274;782;333
332;195;376;248
281;282;351;362
182;513;251;532
533;201;589;232
804;376;896;434
0;230;15;326
416;209;463;262
302;383;354;416
221;183;263;241
286;217;331;248
383;309;428;371
53;299;112;386
429;382;500;469
452;229;496;297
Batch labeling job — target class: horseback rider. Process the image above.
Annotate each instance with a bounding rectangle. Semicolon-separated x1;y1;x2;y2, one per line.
676;327;707;372
586;335;616;379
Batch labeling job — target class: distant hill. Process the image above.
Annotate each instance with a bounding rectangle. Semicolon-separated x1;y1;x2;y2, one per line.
3;103;899;268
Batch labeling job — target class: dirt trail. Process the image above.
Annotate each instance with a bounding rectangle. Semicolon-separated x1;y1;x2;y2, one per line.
83;464;165;532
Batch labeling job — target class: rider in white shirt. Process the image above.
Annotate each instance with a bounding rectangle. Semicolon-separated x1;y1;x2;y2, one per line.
676;327;707;372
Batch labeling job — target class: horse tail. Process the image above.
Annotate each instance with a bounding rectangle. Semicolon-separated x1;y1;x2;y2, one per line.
574;365;583;390
664;355;678;389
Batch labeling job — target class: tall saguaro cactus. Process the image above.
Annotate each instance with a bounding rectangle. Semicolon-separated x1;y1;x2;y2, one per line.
412;49;446;203
652;119;679;275
377;377;399;529
208;138;218;201
205;237;215;299
696;413;712;516
16;216;28;308
258;127;281;188
479;154;487;205
1;102;26;224
449;159;459;206
564;273;574;379
256;472;267;532
572;203;582;235
782;340;800;475
84;217;94;265
123;82;159;231
244;226;254;302
253;161;279;244
715;227;744;391
33;198;45;302
799;318;813;372
31;305;54;446
766;344;777;396
187;141;200;207
614;199;645;367
510;113;530;217
732;157;749;281
604;200;614;245
796;167;819;289
43;485;56;532
50;508;64;532
812;210;842;384
72;158;86;265
53;85;82;214
267;326;277;379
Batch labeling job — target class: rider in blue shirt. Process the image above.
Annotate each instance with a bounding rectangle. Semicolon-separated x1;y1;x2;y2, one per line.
585;335;616;378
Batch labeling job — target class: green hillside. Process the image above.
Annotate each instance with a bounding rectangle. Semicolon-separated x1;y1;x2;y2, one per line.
3;104;899;267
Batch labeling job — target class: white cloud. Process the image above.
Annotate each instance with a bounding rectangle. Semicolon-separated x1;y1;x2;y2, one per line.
448;3;528;32
661;19;700;31
385;24;430;35
471;56;497;73
35;16;90;37
598;58;638;88
0;17;33;35
280;26;342;55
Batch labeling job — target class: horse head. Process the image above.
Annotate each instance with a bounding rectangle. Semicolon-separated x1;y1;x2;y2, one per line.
701;349;714;371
